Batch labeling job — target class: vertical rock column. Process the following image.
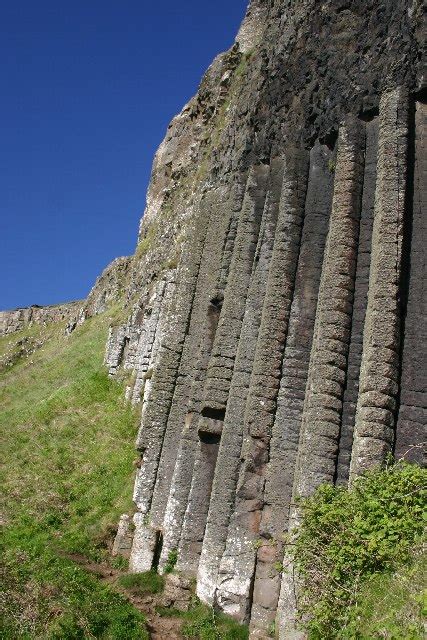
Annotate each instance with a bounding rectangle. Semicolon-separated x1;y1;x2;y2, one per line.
148;184;237;534
178;158;284;576
129;202;211;572
129;273;176;405
261;140;335;545
247;149;310;637
395;97;426;464
293;117;365;496
278;118;365;639
213;144;332;616
350;87;409;480
158;165;269;571
197;159;284;604
211;149;309;627
335;118;378;484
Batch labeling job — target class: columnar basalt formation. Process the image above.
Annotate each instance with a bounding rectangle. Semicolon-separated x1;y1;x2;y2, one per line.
350;88;410;480
4;1;423;638
104;1;425;635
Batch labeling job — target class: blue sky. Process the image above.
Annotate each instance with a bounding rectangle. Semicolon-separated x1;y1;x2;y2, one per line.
0;0;248;309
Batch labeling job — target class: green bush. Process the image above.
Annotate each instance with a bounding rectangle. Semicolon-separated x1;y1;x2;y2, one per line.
292;461;426;639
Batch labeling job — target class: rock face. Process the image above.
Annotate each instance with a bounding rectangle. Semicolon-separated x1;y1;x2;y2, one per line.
106;2;426;637
3;1;425;637
0;301;81;337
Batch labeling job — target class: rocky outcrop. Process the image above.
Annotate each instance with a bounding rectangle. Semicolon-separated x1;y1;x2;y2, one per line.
104;2;426;637
0;301;81;337
4;1;425;637
0;256;132;338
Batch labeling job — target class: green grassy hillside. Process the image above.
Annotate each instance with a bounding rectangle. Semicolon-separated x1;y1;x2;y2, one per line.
0;312;148;639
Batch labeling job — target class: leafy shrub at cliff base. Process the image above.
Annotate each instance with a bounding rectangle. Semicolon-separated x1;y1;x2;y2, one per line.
293;461;426;639
0;313;148;639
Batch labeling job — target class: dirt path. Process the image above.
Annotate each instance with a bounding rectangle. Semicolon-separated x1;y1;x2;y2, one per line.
63;553;184;639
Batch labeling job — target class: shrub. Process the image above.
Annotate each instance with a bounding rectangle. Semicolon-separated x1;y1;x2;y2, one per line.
292;461;426;639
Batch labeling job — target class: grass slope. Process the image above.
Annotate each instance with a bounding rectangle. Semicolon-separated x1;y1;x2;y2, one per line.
0;313;148;638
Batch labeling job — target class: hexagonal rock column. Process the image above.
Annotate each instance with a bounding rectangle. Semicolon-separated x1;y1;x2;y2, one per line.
278;117;366;639
248;142;335;637
129;201;211;572
210;148;310;625
394;96;426;465
158;165;269;572
178;158;284;577
350;87;409;480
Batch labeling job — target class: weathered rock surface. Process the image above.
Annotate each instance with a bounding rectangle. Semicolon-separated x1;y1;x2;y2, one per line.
4;1;425;637
0;301;81;337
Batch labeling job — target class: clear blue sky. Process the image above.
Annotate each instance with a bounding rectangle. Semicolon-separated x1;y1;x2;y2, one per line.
0;0;248;310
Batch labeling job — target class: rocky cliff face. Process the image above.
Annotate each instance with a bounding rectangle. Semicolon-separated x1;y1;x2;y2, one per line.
4;1;425;638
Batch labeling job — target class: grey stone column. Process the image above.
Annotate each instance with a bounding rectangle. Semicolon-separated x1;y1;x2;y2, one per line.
152;176;247;574
350;87;409;480
246;149;310;637
149;184;237;532
395;98;426;465
129;201;210;572
278;117;366;639
179;158;284;576
335;118;379;484
158;165;269;572
211;142;333;627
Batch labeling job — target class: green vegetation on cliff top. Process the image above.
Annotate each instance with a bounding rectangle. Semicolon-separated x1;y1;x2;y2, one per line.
0;313;147;638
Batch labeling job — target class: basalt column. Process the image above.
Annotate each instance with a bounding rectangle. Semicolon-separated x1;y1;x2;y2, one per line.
148;184;238;531
335;117;379;484
153;177;247;573
350;87;409;480
128;273;177;405
158;165;269;571
278;118;365;639
294;117;365;494
246;150;310;637
395;96;426;464
129;202;211;572
178;158;285;576
213;141;334;625
209;149;309;628
197;158;286;604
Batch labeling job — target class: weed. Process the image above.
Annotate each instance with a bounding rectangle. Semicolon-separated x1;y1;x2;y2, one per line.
182;601;249;639
164;548;178;574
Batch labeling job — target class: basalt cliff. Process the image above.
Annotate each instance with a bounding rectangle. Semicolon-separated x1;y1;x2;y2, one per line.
2;1;426;638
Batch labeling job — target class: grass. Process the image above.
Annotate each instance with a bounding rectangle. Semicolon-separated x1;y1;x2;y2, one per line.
351;549;426;639
0;313;148;638
181;603;249;640
156;600;249;640
118;570;165;594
